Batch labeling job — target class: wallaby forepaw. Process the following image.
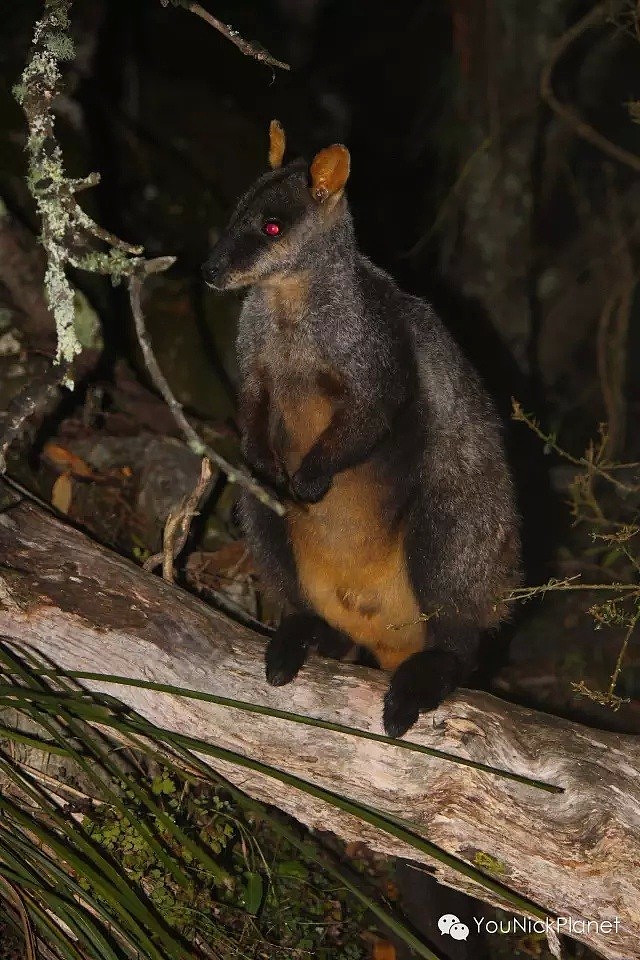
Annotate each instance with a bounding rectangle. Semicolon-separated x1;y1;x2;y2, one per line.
289;469;332;503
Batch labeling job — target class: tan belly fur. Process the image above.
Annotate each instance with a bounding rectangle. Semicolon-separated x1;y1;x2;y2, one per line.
287;462;426;670
273;386;426;670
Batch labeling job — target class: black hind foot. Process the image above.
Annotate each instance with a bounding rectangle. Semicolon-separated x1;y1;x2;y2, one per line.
314;621;354;660
382;650;466;738
265;614;310;686
265;613;353;685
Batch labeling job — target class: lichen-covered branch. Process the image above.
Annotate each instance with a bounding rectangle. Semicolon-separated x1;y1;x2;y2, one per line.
14;0;143;378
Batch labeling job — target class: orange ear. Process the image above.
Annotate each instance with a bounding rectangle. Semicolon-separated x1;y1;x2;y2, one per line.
309;144;350;202
268;119;286;169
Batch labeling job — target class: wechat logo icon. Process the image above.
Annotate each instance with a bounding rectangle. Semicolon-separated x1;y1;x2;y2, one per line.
438;914;470;941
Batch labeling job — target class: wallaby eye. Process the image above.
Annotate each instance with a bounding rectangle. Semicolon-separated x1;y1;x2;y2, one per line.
263;219;281;237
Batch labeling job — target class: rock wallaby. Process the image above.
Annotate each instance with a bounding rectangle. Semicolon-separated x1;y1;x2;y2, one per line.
203;120;521;737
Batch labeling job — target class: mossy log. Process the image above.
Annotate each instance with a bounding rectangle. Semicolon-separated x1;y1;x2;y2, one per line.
0;497;639;960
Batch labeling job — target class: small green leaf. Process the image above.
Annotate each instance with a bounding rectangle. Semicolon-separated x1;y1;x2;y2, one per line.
242;872;264;914
275;859;309;880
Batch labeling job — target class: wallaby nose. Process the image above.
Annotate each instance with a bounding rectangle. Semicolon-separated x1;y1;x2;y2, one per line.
201;257;218;286
202;244;230;289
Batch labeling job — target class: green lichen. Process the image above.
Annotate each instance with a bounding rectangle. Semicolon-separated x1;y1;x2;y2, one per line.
11;83;26;105
44;31;75;61
472;850;508;875
76;247;142;283
45;258;79;367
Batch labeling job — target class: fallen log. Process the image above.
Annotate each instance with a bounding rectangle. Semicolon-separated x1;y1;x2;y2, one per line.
0;496;638;960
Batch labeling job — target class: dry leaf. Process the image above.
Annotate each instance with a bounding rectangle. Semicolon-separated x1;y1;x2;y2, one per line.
372;940;397;960
51;473;73;514
383;879;399;901
188;542;254;581
43;442;94;479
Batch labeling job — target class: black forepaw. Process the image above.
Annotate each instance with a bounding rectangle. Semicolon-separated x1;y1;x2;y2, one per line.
383;650;463;738
289;468;332;503
243;441;286;491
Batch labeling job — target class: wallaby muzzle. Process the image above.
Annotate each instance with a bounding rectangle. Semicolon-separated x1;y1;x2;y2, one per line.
201;244;232;290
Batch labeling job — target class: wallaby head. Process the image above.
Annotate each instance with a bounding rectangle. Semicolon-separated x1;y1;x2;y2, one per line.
202;120;350;291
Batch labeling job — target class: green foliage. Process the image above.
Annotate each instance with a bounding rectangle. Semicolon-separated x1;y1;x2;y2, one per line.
71;767;370;958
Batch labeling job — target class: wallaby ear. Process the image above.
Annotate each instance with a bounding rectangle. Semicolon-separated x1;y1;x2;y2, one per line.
268;119;286;169
309;144;350;203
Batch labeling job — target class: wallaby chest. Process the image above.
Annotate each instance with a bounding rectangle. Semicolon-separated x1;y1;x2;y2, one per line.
255;302;342;473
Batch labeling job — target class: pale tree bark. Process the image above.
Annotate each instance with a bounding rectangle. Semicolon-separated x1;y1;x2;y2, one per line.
0;497;638;960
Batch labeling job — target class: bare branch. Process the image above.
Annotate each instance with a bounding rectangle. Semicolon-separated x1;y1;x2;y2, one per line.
511;399;640;493
540;2;640;174
163;0;290;71
144;457;216;579
129;261;286;516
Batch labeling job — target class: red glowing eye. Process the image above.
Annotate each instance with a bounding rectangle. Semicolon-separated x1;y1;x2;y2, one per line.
263;220;281;237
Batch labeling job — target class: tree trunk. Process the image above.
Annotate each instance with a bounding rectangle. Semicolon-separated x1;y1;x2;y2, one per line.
0;496;638;960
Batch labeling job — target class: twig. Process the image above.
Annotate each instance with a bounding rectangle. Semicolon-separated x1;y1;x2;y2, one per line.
144;457;215;580
607;608;640;697
540;1;640;174
571;678;630;710
511;399;640;493
504;576;640;602
163;0;290;71
129;261;286;516
571;589;638;709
